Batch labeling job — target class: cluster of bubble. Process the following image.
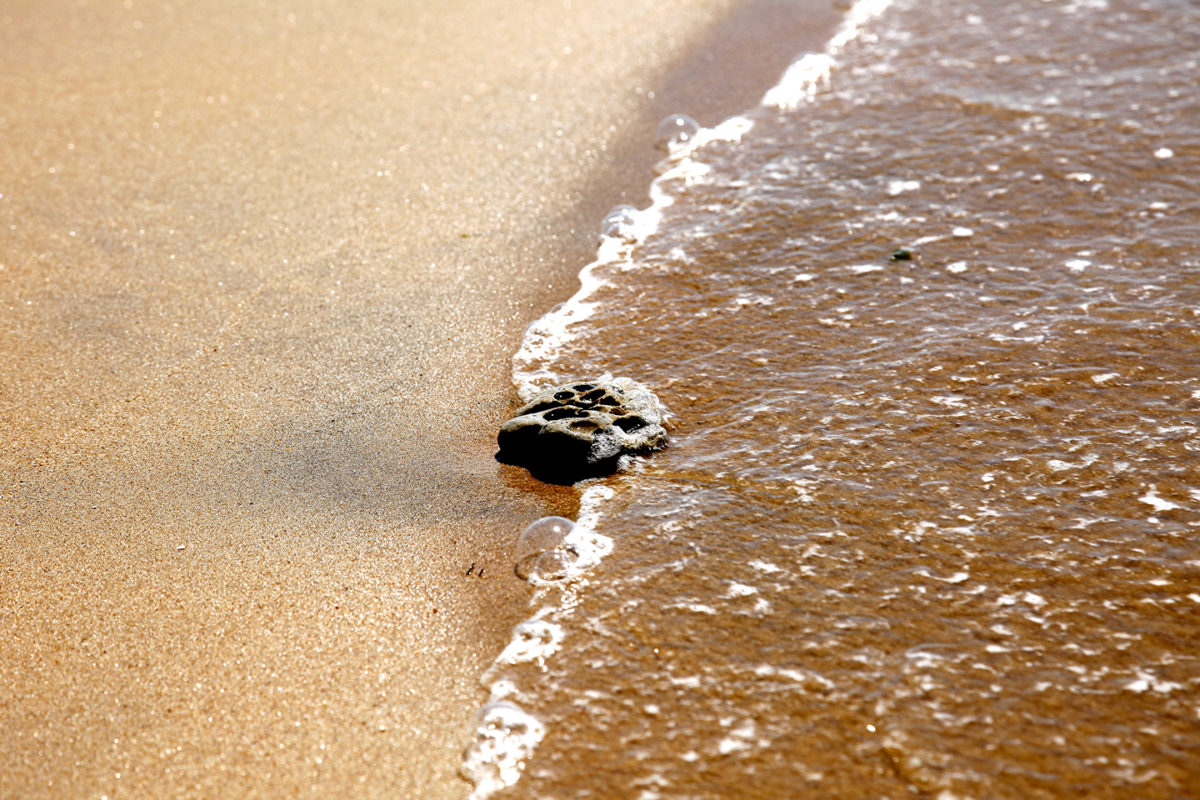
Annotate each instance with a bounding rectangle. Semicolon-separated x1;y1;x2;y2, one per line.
513;515;613;585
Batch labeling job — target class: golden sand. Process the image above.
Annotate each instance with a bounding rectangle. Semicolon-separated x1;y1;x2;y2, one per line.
0;1;836;796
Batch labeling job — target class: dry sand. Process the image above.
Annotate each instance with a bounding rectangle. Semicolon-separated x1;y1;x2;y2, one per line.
0;1;838;796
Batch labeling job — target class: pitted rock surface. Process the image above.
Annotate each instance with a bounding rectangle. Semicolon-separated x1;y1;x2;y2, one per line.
497;378;668;483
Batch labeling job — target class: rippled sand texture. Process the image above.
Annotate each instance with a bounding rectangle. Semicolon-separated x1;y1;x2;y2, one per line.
0;0;846;797
495;0;1200;797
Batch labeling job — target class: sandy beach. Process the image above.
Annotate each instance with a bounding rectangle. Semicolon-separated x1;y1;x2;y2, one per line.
0;1;838;796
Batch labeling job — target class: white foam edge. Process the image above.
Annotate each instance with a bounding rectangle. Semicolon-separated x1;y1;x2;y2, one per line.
512;162;699;400
514;132;753;401
467;508;616;796
493;618;567;667
762;0;895;111
663;114;756;161
524;520;615;588
761;52;835;110
514;0;896;401
461;700;546;800
489;6;899;794
577;484;616;531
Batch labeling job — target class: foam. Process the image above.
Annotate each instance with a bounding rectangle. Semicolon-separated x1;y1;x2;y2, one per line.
512;208;663;400
762;53;835;110
752;663;836;690
762;0;896;110
672;601;719;615
887;178;921;195
578;484;616;530
716;719;759;754
513;0;896;400
1124;670;1183;694
461;701;546;800
489;2;901;792
513;515;615;585
495;619;566;668
1139;486;1182;512
726;582;759;597
465;513;616;797
600;204;642;242
662;115;757;161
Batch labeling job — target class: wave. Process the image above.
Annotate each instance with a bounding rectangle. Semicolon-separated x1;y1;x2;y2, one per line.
462;1;899;796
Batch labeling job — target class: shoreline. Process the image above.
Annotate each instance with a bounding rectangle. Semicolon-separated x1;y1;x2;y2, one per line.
0;1;840;797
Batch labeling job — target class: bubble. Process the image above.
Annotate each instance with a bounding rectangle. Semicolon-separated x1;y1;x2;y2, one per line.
656;113;700;152
513;516;613;583
530;548;578;581
514;516;575;580
600;204;639;241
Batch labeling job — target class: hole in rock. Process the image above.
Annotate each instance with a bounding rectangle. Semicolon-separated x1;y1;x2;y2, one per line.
581;388;607;404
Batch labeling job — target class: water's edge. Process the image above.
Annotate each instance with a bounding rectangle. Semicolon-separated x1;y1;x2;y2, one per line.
460;2;897;794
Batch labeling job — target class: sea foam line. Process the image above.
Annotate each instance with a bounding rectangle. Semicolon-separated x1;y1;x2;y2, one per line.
471;1;899;795
461;488;615;799
763;0;894;109
512;0;895;401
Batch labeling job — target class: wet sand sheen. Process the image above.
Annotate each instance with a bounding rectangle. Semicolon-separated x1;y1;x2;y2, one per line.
0;1;838;797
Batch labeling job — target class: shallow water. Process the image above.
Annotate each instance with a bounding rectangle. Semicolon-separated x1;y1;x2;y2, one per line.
475;0;1200;796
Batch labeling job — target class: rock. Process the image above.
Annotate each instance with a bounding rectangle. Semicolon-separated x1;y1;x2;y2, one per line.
497;378;668;483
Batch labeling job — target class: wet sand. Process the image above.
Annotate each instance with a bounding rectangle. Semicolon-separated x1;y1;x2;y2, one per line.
0;1;837;797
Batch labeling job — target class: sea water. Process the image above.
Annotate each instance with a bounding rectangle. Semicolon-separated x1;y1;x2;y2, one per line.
469;0;1200;796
